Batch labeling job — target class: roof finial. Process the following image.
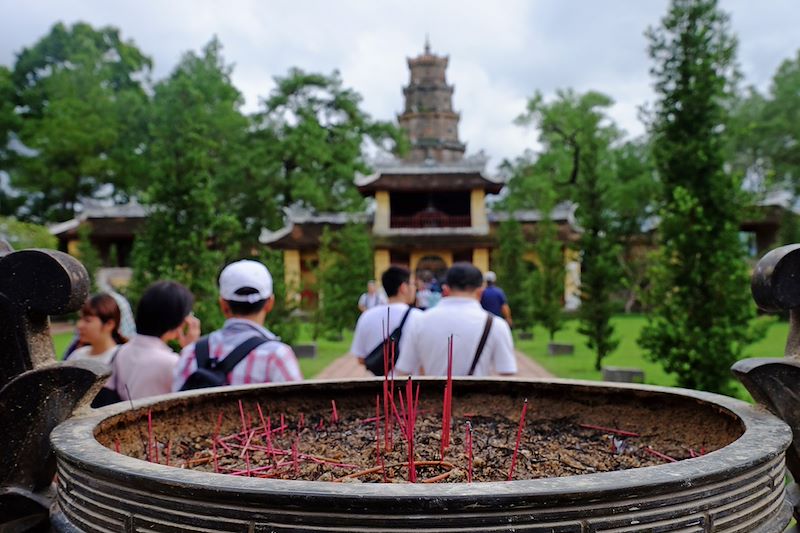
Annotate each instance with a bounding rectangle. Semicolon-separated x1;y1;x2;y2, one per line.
424;34;431;55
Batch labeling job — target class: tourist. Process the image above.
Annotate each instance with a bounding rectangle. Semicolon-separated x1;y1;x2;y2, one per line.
70;293;128;365
172;260;302;391
480;271;513;327
357;280;387;312
396;262;516;377
415;277;432;310
113;281;200;401
350;266;421;374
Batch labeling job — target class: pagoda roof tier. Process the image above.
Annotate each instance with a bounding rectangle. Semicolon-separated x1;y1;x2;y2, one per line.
356;154;504;195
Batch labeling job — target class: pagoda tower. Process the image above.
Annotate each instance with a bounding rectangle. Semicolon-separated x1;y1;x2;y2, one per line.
398;40;466;163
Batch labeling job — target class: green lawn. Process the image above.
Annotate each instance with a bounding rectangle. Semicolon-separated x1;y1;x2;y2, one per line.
515;314;788;398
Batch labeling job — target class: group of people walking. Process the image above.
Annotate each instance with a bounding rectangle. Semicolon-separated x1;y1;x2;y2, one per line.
67;259;302;407
351;263;517;378
68;259;516;409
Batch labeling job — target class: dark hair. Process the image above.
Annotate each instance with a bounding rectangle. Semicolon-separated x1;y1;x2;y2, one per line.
81;293;127;344
445;262;484;291
225;287;268;316
381;266;410;297
136;281;194;337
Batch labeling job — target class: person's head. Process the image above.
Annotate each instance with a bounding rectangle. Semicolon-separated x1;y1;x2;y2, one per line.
382;266;412;302
77;293;127;346
218;259;274;320
366;280;377;294
136;281;195;340
444;262;484;297
485;270;497;286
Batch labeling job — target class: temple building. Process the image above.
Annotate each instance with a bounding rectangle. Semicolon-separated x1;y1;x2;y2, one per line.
260;43;581;304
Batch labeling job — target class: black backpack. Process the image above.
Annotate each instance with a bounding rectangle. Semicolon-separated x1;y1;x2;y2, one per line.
180;335;269;391
363;307;413;376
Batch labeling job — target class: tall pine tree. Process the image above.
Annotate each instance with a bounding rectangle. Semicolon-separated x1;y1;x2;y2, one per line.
130;38;246;328
639;0;758;394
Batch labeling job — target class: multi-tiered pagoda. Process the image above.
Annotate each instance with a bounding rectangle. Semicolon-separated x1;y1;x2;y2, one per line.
260;43;580;304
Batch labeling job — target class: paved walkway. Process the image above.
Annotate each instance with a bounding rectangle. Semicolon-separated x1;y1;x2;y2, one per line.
315;350;553;380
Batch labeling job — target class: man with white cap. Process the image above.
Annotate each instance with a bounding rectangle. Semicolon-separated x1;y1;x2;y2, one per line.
172;260;302;391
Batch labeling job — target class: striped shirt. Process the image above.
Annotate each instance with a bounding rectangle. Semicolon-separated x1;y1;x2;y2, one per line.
171;318;302;391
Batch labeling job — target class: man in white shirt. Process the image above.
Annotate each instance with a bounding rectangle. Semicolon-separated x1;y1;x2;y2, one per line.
396;262;517;377
358;280;387;312
350;266;420;369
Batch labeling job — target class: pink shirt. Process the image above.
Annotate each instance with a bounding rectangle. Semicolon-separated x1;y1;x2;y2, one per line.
172;318;302;391
112;334;178;401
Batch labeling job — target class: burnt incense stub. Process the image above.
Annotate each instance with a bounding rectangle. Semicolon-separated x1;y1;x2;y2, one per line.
0;247;109;531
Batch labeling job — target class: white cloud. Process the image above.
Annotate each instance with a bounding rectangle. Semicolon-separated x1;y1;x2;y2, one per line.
1;0;798;173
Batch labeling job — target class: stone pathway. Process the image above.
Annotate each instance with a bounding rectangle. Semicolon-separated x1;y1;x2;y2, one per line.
315;350;553;380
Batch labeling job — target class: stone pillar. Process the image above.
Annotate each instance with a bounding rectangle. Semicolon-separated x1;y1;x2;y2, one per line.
470;189;488;231
472;248;489;273
564;248;581;311
374;191;390;233
283;250;301;303
374;249;390;285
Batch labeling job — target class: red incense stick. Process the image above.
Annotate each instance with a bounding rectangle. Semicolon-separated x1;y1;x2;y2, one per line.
331;400;339;423
465;421;473;483
507;399;528;481
147;408;154;463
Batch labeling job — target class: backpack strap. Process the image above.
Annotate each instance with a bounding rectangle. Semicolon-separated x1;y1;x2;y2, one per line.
194;336;211;370
215;336;270;376
468;314;494;376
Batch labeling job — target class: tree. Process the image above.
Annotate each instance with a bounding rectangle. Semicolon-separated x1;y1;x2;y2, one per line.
493;217;533;332
0;216;56;249
76;223;101;291
761;50;800;192
518;90;620;368
528;180;565;341
639;0;759;394
253;69;407;214
9;22;151;222
316;223;373;338
129;38;246;329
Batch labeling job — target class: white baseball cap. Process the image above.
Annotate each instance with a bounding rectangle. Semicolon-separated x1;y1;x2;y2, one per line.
485;271;497;283
219;260;273;303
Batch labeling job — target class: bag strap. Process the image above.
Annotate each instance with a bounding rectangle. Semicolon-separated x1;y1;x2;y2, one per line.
391;306;413;339
468;314;494;376
216;336;270;375
195;336;211;370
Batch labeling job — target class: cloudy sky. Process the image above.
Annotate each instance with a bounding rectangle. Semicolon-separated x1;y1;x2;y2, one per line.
2;0;799;170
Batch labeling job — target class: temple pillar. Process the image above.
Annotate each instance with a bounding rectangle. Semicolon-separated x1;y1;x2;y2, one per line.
374;191;390;233
564;248;581;311
283;250;301;303
472;248;489;273
470;189;488;231
374;249;390;285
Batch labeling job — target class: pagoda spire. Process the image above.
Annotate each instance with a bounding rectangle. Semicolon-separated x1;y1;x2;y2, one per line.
398;45;465;163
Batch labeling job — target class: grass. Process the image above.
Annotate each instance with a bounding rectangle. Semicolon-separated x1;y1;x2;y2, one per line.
515;314;788;399
53;314;790;389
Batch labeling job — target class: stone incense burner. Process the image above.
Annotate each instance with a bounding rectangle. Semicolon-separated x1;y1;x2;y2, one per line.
1;244;799;532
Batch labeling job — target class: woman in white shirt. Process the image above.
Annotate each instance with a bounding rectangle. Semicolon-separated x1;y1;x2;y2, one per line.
71;293;128;364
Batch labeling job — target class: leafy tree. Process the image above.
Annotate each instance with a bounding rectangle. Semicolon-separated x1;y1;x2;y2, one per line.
493;217;533;332
259;247;300;345
518;90;620;368
316;223;373;339
9;22;151;222
761;50;800;192
130;38;246;329
252;69;407;213
639;0;759;394
528;181;565;341
76;223;102;291
0;216;56;249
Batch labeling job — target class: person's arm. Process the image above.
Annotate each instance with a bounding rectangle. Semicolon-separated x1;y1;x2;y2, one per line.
358;293;367;312
492;319;517;376
349;314;368;361
501;303;513;328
